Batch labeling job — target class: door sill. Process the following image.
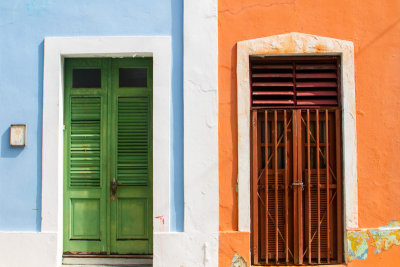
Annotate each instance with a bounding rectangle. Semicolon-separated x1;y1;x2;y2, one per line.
62;256;152;266
63;255;152;258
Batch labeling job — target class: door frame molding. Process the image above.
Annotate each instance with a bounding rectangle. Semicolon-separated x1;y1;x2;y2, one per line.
42;36;171;264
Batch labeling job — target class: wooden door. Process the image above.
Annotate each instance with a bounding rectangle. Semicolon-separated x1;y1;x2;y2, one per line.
251;109;342;265
63;58;153;255
109;59;153;254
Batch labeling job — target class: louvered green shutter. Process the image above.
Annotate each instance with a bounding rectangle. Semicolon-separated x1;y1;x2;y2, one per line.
117;97;150;185
70;97;101;187
63;58;108;254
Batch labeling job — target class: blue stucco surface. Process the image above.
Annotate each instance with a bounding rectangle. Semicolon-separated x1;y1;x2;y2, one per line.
0;0;183;232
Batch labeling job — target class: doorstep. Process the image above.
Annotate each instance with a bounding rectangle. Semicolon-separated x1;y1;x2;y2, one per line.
253;265;347;267
62;256;152;266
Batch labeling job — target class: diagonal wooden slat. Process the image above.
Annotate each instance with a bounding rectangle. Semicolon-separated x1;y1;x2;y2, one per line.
258;194;295;259
303;190;337;257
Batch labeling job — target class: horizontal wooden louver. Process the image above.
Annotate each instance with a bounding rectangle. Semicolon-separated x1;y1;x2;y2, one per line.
250;57;340;108
117;97;149;185
70;97;101;187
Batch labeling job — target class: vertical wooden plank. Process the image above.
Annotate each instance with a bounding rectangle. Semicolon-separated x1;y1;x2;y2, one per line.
325;110;330;263
284;110;289;263
274;110;278;263
307;110;311;264
336;109;343;263
316;110;321;264
297;110;303;265
252;110;259;264
293;110;299;265
264;110;269;264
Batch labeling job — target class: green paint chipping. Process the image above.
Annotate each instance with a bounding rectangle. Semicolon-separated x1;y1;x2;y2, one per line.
370;220;400;254
347;230;369;261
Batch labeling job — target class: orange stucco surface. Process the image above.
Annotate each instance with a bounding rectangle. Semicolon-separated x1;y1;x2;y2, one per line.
218;0;400;266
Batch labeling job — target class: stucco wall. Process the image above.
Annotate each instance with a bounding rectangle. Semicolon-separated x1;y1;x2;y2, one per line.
218;0;400;266
0;0;183;232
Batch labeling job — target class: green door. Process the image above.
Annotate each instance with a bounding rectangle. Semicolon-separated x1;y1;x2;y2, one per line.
63;58;153;255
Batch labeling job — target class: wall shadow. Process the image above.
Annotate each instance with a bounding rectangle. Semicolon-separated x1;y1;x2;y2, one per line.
35;40;44;231
231;43;239;230
0;127;24;158
170;0;184;232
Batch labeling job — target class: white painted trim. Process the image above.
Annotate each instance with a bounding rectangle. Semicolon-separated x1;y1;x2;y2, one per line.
42;36;171;265
183;0;218;232
154;0;221;266
0;232;58;267
183;1;218;232
237;33;357;232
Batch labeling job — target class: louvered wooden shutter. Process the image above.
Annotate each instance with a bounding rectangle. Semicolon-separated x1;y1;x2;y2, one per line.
69;97;101;187
117;97;150;185
250;57;340;108
301;109;342;265
250;56;343;266
253;110;294;264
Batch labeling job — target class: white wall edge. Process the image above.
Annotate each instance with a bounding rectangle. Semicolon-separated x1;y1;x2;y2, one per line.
0;232;58;267
237;32;358;233
181;0;219;266
154;232;219;267
42;36;172;266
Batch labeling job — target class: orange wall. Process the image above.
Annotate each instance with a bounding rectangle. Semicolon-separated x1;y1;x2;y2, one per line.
218;0;400;265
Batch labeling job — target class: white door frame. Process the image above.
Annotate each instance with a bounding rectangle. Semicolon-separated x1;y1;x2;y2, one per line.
42;36;171;265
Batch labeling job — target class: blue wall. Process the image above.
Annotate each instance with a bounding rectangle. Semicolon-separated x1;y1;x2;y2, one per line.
0;0;183;232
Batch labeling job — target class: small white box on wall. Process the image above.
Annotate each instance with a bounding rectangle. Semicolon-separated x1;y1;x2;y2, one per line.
10;124;27;146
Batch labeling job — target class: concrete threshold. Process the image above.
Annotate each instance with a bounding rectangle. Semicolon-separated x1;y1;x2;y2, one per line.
62;256;152;266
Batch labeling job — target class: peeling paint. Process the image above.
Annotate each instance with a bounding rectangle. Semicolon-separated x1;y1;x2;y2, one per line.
370;220;400;254
347;230;369;261
346;221;400;262
379;220;400;229
230;253;247;267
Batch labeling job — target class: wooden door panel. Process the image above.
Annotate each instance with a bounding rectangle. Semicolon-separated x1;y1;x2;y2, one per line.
110;58;153;255
70;198;101;240
116;197;148;239
253;110;295;264
251;108;342;265
63;58;109;254
301;110;340;264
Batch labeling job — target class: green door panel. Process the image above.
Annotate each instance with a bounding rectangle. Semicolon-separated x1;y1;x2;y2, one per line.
110;58;153;254
63;58;153;255
70;198;101;240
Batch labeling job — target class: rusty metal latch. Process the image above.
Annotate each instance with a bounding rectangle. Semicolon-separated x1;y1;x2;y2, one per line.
292;182;304;190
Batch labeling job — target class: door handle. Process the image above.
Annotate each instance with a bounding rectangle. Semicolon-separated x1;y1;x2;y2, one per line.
292;181;304;190
111;178;117;200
